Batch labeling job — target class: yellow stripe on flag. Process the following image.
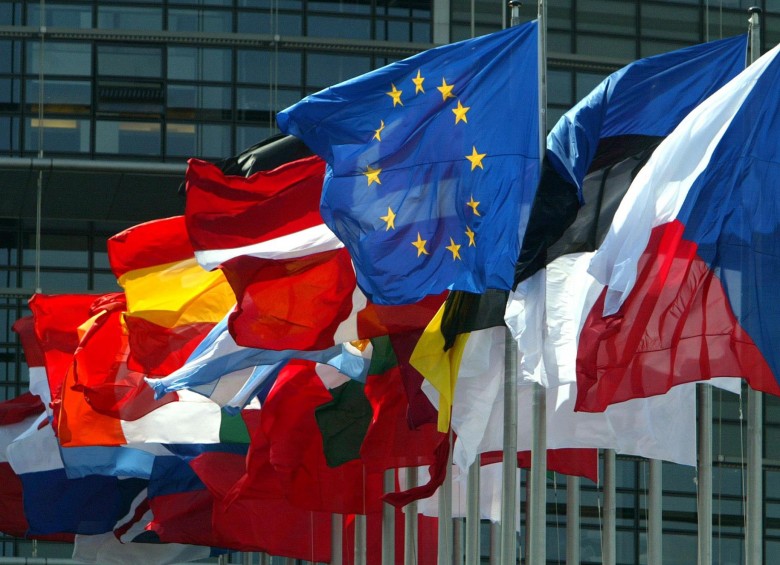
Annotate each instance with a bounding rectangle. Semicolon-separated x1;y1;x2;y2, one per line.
118;258;235;328
410;301;469;432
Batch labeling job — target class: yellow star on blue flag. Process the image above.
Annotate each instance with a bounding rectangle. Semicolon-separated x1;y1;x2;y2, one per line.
277;22;540;304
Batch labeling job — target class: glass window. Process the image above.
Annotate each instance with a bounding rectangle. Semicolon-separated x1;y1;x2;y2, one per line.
236;124;274;152
640;4;699;42
27;3;92;28
576;34;636;59
575;71;608;100
548;69;572;107
23;270;89;293
308;0;371;14
306;53;371;89
22;236;88;268
548;30;573;53
238;0;302;9
0;117;19;152
96;120;161;156
169;0;232;5
576;0;636;35
236;11;303;35
27;42;92;77
25;118;90;153
237;50;301;85
168;47;233;82
26;79;91;110
93;272;122;292
0;2;21;26
168;84;232;110
166;122;232;159
168;9;232;33
307;15;371;39
0;78;20;106
0;40;21;74
97;6;163;30
412;20;431;43
98;45;162;78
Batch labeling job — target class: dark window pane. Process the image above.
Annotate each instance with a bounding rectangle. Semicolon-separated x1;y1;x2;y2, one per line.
309;0;371;14
168;47;233;82
97;6;163;30
28;3;92;28
0;117;19;152
640;4;699;41
168;9;232;33
306;53;371;89
0;78;21;106
236;11;303;35
308;15;371;39
25;118;91;153
98;45;162;78
236;50;301;85
0;2;22;26
96;120;161;156
27;79;91;109
166;122;231;158
0;40;21;73
168;84;232;110
576;0;636;34
27;42;92;77
236;124;274;152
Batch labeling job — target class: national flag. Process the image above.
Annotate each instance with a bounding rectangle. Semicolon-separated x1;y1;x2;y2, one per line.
12;316;52;411
146;312;372;412
579;42;780;410
108;215;235;376
277;22;540;305
0;394;46;537
411;290;506;434
184;146;444;351
6;414;148;536
29;293;100;428
506;34;748;390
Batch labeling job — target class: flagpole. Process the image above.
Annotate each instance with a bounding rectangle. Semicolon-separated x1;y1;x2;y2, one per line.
437;446;453;565
465;461;481;565
382;469;396;565
566;475;580;565
405;468;419;565
602;449;616;565
746;10;763;565
355;514;367;565
528;0;548;563
500;328;518;564
697;385;712;565
648;459;663;565
332;514;344;565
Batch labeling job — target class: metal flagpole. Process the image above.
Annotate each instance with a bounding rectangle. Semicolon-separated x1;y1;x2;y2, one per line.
697;385;712;565
437;445;453;565
490;522;501;565
404;468;419;565
465;461;481;565
500;328;518;564
528;0;549;563
355;514;367;565
746;10;763;565
648;459;663;565
382;469;396;565
566;476;580;565
602;449;616;565
453;518;464;565
259;553;271;565
332;514;344;565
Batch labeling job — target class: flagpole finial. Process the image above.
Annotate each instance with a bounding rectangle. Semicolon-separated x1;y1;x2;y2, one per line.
508;0;522;27
748;6;762;15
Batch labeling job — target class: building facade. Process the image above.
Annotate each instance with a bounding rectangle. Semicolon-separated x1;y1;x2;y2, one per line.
0;0;779;562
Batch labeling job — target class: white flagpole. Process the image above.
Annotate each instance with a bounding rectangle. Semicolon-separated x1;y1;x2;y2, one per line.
437;447;453;565
404;468;419;565
528;0;548;563
648;459;663;565
465;461;481;565
566;476;580;565
746;10;763;565
355;514;367;565
602;449;616;565
382;469;396;565
697;385;712;565
332;514;344;565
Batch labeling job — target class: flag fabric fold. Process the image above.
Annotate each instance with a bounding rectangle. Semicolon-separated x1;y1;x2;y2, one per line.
579;42;780;410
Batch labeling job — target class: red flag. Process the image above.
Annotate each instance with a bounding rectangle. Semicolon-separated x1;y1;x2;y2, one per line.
185;157;443;351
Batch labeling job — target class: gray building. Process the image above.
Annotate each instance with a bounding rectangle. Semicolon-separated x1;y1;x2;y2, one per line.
0;0;779;563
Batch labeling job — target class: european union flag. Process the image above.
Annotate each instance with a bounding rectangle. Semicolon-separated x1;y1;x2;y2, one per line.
278;22;539;305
